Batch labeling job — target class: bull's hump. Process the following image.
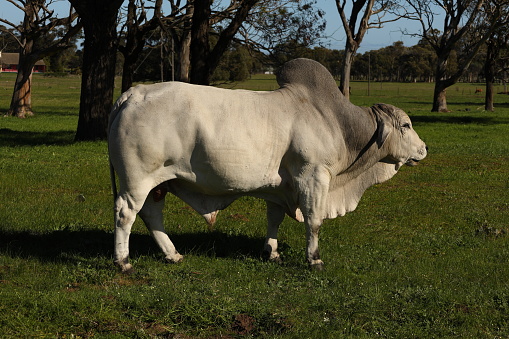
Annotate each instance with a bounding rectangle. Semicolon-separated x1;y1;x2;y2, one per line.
276;59;342;99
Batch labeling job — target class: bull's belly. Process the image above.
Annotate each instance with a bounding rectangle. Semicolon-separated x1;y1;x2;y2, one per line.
175;146;285;194
167;173;299;221
177;164;283;195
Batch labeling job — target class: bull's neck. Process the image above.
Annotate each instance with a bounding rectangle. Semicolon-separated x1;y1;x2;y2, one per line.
340;107;388;177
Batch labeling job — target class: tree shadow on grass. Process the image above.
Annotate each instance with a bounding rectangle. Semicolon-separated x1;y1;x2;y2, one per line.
0;128;75;146
35;108;79;117
0;228;268;264
410;114;509;125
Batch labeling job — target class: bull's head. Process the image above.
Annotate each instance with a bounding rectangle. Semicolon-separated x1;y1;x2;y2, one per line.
373;103;427;170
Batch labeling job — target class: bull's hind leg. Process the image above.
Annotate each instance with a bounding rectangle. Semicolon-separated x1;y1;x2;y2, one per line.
114;193;143;273
138;194;183;264
263;201;285;263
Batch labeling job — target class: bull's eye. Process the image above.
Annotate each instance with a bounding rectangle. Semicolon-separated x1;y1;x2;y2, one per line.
402;123;411;129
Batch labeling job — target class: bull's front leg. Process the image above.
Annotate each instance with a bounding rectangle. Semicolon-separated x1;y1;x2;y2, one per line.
305;216;324;269
297;166;330;270
263;201;285;263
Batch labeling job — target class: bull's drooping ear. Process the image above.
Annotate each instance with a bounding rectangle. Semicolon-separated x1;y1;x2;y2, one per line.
376;119;392;148
373;104;393;148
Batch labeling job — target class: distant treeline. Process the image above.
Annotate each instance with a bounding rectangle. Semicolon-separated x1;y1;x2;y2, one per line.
244;39;494;84
3;35;493;85
137;38;497;84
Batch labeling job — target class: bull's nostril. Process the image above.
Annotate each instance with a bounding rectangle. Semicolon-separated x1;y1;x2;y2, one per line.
425;146;429;152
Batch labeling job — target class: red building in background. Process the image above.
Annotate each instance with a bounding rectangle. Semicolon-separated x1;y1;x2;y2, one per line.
0;52;46;73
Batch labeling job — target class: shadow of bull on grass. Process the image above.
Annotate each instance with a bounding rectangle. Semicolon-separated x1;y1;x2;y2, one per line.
0;228;274;264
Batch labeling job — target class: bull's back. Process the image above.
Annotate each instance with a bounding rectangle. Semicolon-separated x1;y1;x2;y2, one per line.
109;82;294;193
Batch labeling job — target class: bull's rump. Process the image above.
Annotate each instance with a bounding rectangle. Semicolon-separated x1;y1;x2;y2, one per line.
109;82;293;194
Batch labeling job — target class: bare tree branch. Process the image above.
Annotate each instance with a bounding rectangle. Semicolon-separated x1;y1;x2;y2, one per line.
6;0;27;13
335;0;404;99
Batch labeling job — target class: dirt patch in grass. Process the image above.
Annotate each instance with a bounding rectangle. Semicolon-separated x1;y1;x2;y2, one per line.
232;314;256;334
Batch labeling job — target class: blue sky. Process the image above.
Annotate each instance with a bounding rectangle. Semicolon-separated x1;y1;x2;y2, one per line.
0;0;425;53
319;1;425;53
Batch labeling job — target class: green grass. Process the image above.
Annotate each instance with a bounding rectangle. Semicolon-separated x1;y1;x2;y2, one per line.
2;72;509;337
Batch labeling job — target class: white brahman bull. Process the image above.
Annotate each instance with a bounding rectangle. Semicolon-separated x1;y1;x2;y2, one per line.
108;58;427;272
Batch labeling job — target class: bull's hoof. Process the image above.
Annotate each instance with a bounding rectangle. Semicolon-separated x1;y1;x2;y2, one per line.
164;254;184;264
121;265;135;275
115;260;134;274
271;256;283;264
308;259;324;271
309;262;324;271
262;250;283;264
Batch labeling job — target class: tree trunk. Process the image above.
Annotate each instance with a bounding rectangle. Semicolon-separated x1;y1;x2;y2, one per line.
485;53;495;112
121;55;137;93
485;80;494;112
120;0;162;92
7;27;37;118
178;31;192;82
432;81;449;112
190;0;212;85
75;21;118;140
177;6;194;83
340;46;355;100
190;0;257;85
432;55;449;112
71;0;123;141
121;0;139;93
206;0;258;78
484;40;496;112
8;52;35;118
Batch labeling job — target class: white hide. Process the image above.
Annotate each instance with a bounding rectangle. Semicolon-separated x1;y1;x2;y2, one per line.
108;58;427;271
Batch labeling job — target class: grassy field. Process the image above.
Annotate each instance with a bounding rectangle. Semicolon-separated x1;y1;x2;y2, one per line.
1;72;509;337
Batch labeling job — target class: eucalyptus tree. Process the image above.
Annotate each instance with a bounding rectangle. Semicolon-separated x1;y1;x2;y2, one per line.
118;0;199;88
238;0;326;65
482;0;509;111
118;0;163;93
190;0;259;85
0;0;81;118
406;0;509;112
484;31;509;111
189;0;326;85
171;1;193;82
335;0;403;100
69;0;123;141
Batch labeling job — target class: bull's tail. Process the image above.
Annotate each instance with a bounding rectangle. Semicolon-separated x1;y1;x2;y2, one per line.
108;89;133;205
110;160;118;203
